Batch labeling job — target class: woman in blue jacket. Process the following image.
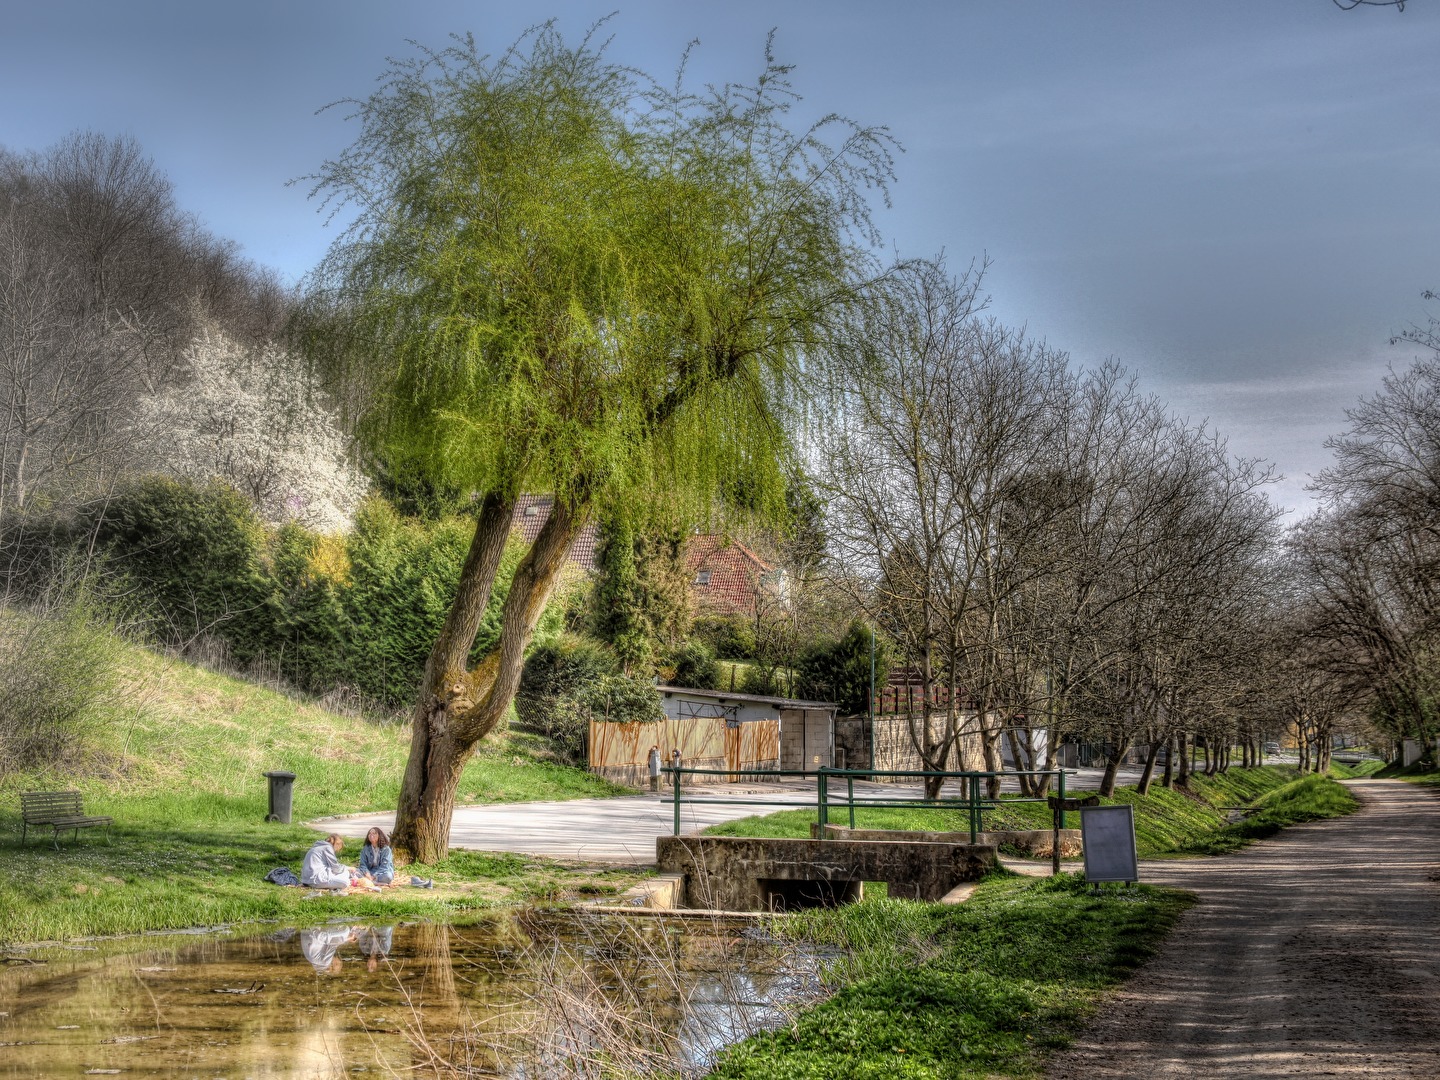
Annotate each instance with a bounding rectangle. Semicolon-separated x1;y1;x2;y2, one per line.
358;827;395;885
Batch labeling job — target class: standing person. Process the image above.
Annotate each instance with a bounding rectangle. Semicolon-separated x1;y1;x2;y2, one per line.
358;827;395;885
671;748;682;774
301;833;357;891
648;745;662;792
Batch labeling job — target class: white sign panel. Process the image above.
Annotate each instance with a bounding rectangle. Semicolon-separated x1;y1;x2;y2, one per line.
1079;803;1139;883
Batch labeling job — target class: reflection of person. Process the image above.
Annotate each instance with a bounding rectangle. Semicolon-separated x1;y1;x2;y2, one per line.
648;745;661;791
300;925;356;975
301;834;357;890
358;827;395;885
357;925;394;973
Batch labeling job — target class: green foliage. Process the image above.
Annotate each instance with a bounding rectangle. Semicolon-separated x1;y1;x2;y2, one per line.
693;615;757;660
304;22;895;533
71;478;571;709
668;639;721;690
86;476;272;660
516;634;621;761
740;664;784;697
796;620;891;713
579;674;665;725
711;875;1192;1079
590;516;691;675
519;634;621;698
339;499;472;704
0;593;129;775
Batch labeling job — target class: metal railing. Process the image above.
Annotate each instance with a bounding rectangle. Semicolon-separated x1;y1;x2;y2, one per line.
660;765;1067;842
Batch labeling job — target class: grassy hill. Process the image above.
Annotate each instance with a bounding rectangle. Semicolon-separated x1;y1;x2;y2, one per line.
0;645;638;945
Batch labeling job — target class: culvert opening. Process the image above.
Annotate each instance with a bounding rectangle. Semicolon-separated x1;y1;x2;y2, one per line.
760;878;862;912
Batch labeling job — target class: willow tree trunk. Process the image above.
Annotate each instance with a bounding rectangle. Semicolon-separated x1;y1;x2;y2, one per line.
393;495;586;862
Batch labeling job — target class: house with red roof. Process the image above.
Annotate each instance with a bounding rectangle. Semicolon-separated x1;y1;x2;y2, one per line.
685;535;785;619
511;494;602;571
510;497;784;618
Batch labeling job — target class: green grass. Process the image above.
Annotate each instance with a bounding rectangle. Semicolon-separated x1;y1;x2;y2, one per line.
1375;759;1440;783
0;646;640;945
709;873;1194;1079
1327;759;1386;779
705;766;1327;858
1173;774;1358;855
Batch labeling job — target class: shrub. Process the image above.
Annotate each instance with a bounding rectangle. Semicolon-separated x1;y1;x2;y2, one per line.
667;640;720;690
0;594;128;775
84;476;273;661
692;615;756;660
739;664;783;697
516;635;622;761
579;674;665;725
796;620;891;714
517;636;663;761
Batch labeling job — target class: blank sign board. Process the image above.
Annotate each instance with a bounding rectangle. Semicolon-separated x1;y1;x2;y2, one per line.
1080;804;1139;883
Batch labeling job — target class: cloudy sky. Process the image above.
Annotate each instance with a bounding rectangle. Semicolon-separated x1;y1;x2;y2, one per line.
3;0;1436;515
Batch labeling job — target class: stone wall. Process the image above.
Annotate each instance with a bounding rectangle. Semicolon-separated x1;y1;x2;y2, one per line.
655;834;997;911
833;714;988;777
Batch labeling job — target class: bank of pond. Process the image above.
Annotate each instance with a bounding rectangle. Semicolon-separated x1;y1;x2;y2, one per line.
0;873;1189;1080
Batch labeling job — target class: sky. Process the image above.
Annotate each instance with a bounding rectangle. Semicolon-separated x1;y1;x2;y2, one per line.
2;0;1437;517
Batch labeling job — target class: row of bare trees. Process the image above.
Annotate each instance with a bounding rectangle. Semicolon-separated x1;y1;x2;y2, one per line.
819;258;1287;795
0;131;289;536
1284;296;1440;766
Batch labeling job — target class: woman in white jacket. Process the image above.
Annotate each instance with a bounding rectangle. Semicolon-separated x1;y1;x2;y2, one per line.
301;833;357;891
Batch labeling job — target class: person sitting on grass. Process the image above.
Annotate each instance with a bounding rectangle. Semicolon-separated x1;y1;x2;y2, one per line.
358;827;395;886
301;833;358;891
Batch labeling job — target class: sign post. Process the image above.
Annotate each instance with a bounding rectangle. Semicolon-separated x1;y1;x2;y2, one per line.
1047;792;1099;875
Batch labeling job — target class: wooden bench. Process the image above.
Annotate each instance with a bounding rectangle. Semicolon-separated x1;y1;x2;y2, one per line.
20;791;112;850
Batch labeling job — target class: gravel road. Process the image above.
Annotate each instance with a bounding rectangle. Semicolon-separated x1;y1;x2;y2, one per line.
1047;778;1440;1079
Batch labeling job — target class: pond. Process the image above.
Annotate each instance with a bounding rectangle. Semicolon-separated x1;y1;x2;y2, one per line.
0;912;824;1078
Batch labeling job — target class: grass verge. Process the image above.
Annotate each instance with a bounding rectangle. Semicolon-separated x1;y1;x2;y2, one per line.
1327;759;1386;779
704;765;1336;858
0;647;639;945
1172;773;1358;855
710;873;1194;1079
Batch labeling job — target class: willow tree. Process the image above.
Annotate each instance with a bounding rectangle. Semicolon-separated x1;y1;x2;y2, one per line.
303;25;895;860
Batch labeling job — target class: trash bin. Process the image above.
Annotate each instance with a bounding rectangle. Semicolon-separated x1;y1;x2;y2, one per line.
263;770;297;824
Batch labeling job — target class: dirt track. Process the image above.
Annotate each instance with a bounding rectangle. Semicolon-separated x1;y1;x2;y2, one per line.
1047;778;1440;1079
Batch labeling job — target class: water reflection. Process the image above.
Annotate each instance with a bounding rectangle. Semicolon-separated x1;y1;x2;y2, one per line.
0;913;820;1078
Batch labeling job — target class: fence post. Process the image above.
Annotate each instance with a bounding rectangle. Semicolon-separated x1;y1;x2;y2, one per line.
1051;769;1062;877
848;775;856;830
818;768;829;839
673;766;682;837
968;773;980;844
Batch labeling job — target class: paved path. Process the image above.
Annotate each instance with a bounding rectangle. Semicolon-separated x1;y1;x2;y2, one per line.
1048;779;1440;1079
313;766;1139;864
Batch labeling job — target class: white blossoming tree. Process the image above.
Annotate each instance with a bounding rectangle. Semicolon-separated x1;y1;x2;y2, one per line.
136;324;366;532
